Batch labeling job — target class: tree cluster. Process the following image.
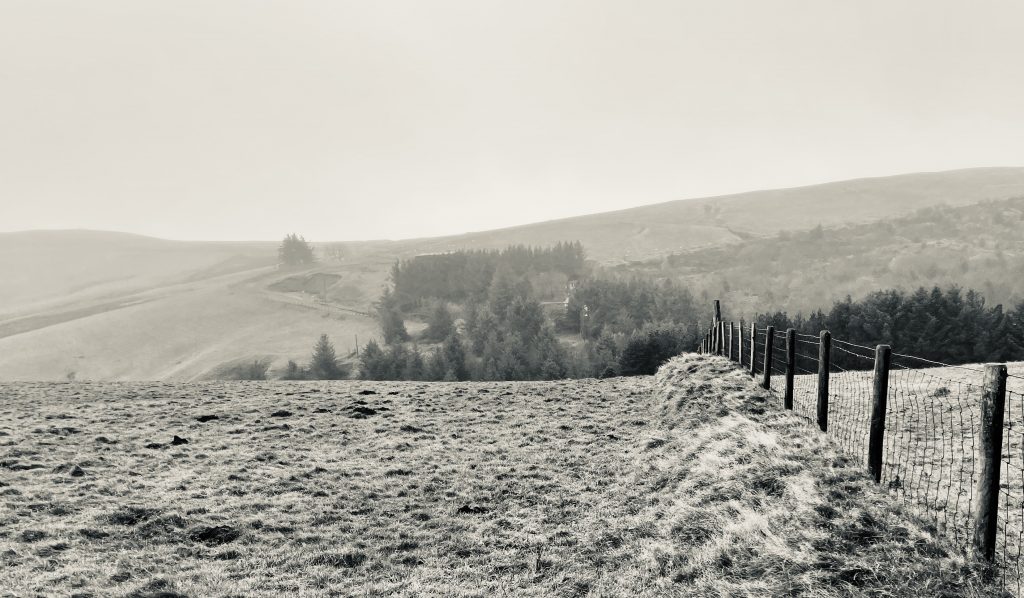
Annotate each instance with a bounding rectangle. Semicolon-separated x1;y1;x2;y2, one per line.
390;242;586;309
753;285;1024;370
278;234;316;268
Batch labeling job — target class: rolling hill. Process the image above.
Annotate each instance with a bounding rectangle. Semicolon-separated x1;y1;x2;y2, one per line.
3;167;1024;380
376;167;1024;263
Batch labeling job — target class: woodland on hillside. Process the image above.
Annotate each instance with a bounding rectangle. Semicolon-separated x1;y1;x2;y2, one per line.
363;243;701;381
627;197;1024;316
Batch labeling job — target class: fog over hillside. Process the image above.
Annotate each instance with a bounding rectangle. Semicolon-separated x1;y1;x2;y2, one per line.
3;167;1024;381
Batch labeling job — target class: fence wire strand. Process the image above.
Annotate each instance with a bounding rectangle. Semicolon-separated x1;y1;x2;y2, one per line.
699;324;1024;591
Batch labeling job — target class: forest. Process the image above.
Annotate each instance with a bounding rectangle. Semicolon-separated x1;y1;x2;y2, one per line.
751;285;1024;370
363;243;700;381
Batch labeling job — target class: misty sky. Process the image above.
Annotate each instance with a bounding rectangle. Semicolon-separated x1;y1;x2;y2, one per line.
2;1;1023;242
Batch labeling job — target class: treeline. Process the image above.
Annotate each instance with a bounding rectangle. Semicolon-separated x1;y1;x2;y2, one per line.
557;277;700;338
753;286;1024;368
391;242;586;309
363;243;703;380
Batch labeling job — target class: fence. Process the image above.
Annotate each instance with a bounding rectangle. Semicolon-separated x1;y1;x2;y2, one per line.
698;303;1024;594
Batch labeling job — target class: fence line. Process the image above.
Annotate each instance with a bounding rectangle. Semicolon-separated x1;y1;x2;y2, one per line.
696;302;1023;593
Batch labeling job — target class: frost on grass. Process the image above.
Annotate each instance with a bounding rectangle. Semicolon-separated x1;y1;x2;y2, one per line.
0;361;1000;597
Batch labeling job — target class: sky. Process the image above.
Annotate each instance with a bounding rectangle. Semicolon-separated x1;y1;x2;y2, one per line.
1;0;1023;242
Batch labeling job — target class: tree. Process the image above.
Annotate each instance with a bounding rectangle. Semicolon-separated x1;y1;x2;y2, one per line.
422;302;456;343
309;334;348;380
359;340;388;380
278;234;316;267
377;288;410;345
281;360;307;380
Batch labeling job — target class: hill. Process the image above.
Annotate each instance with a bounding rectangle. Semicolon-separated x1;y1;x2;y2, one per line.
621;195;1024;318
4;167;1024;381
0;356;995;596
0;232;389;381
376;167;1024;263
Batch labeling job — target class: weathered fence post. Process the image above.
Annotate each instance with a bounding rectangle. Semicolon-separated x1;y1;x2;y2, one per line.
784;328;795;409
761;326;774;389
749;323;757;376
727;322;734;361
816;331;831;432
973;363;1008;563
868;345;891;483
720;319;729;358
738;320;744;367
712;300;722;355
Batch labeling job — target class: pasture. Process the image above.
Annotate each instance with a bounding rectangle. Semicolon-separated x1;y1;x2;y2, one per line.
0;356;999;596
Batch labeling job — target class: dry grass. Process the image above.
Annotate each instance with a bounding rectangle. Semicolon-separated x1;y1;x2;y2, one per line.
0;356;1001;596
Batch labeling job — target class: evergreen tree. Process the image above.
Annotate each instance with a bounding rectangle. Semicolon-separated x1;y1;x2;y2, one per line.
422;302;456;343
310;334;348;379
278;234;316;267
377;288;410;345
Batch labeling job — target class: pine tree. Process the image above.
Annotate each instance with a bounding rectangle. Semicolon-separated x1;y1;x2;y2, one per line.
422;302;455;343
310;334;348;380
278;234;316;267
377;289;410;345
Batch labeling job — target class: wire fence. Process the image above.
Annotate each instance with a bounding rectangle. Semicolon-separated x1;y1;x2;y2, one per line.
699;318;1024;594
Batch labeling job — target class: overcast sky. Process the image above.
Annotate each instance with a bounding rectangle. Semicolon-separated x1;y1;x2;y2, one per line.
1;0;1023;242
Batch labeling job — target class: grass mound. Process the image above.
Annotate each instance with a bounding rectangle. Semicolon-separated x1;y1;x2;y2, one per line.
649;354;996;596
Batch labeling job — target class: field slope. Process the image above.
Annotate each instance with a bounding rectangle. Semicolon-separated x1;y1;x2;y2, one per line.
0;356;996;597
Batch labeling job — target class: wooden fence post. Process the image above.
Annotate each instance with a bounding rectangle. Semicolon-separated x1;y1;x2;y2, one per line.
738;320;744;366
868;345;891;483
973;363;1008;563
727;322;734;361
718;321;726;356
761;326;774;389
749;323;757;376
816;331;831;432
784;328;795;409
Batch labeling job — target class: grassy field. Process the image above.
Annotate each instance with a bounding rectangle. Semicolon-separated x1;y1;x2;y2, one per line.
0;355;1000;596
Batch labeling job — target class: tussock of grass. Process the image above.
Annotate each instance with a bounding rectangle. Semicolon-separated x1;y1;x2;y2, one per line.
0;359;1002;596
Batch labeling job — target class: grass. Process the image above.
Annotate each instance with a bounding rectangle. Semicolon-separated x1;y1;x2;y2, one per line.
761;356;1024;591
0;355;1002;596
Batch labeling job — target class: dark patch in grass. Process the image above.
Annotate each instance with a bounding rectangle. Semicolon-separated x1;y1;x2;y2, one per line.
79;528;110;540
270;410;292;417
107;506;159;526
188;525;240;546
349;406;378;418
357;389;377;395
456;504;489;515
19;530;47;542
310;551;367;568
170;435;189;446
195;415;219;423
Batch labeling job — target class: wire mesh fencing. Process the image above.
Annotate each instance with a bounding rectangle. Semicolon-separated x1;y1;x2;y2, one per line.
696;320;1024;592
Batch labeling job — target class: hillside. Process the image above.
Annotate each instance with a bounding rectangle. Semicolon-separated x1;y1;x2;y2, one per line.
621;195;1024;318
0;356;995;596
376;167;1024;263
4;167;1024;381
0;230;278;317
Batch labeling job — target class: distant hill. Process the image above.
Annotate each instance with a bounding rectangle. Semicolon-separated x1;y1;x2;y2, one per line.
0;230;277;316
382;167;1024;263
4;167;1024;380
620;196;1024;319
